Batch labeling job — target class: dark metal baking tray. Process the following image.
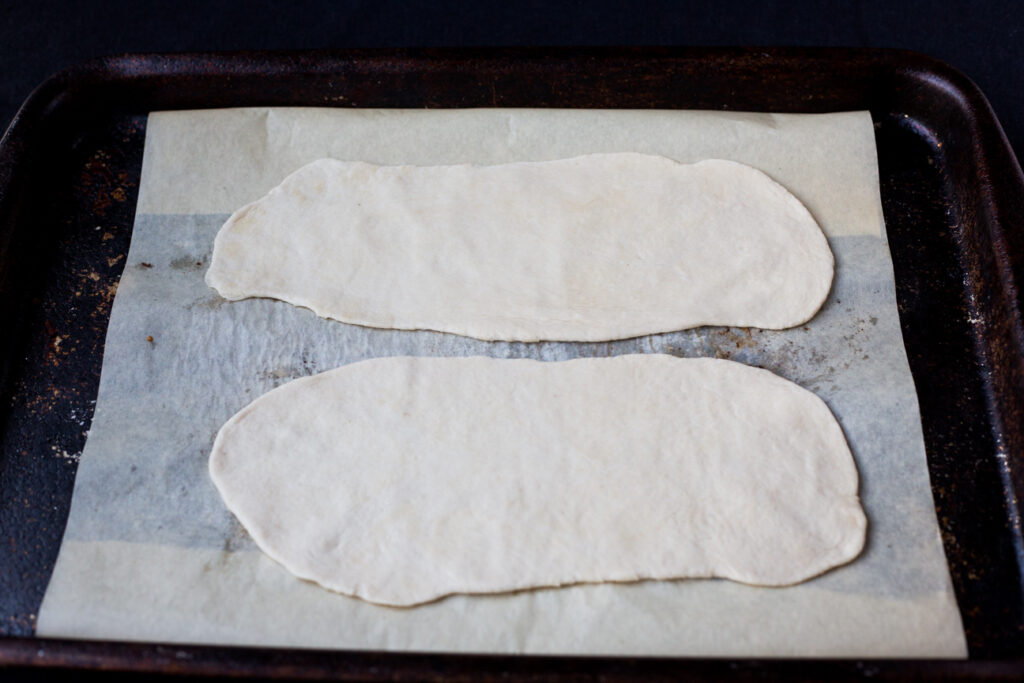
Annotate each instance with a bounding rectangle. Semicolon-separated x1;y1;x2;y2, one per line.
0;48;1022;679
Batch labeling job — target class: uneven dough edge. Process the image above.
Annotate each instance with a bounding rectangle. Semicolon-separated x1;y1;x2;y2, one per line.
209;355;867;606
205;154;835;342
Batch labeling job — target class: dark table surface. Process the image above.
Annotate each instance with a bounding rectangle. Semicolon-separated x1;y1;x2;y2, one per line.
2;0;1022;168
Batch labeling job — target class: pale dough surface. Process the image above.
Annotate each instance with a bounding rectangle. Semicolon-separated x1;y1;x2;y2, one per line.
209;355;867;607
205;154;834;341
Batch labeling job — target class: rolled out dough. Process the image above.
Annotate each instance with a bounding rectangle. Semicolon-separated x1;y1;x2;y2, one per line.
205;154;834;342
209;355;866;607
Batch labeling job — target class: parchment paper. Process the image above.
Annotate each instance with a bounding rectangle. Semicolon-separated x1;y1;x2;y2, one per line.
36;108;967;657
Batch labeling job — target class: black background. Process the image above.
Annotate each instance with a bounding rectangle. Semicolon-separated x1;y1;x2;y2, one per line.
2;0;1022;165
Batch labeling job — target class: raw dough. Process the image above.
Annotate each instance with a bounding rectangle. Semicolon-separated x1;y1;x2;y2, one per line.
205;154;834;341
209;355;866;606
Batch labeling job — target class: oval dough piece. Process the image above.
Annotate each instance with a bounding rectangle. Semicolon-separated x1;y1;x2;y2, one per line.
210;355;866;606
205;154;833;341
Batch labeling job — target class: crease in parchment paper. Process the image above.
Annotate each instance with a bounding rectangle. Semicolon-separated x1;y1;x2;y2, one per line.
37;107;965;658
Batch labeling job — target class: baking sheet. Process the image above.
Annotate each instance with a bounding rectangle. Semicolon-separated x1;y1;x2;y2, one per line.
36;107;967;657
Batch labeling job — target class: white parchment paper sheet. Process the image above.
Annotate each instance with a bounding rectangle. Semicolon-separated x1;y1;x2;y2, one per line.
37;108;967;657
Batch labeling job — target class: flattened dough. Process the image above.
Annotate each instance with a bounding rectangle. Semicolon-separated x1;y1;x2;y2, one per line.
209;355;866;606
205;154;834;341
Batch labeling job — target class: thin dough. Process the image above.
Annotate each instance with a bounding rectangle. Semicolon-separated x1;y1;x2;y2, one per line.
209;355;866;606
205;154;834;341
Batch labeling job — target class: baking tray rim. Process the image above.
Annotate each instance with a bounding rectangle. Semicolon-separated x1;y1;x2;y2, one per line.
2;46;1023;677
